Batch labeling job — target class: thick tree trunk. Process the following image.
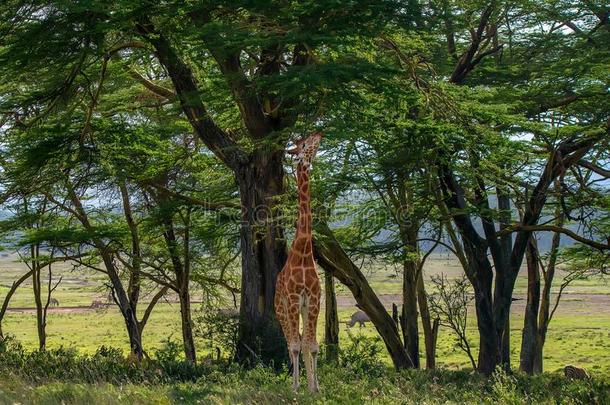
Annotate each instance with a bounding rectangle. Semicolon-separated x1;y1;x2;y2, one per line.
468;253;500;375
491;259;518;372
439;164;500;374
313;222;412;369
474;293;499;375
495;191;513;370
235;150;288;366
520;238;541;374
396;215;420;369
324;270;339;364
451;217;500;374
417;271;437;369
401;259;420;368
523;212;562;374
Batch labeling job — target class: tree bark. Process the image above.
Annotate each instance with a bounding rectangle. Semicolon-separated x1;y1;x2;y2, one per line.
98;246;144;358
417;270;437;369
31;244;46;351
470;256;500;375
179;288;197;363
324;269;339;364
401;259;420;368
138;18;299;366
234;151;288;365
495;190;513;369
438;163;500;374
520;238;541;374
520;208;564;374
119;182;142;327
313;221;412;369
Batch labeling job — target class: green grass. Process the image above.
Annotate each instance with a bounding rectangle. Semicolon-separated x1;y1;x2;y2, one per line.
1;254;610;376
0;363;608;404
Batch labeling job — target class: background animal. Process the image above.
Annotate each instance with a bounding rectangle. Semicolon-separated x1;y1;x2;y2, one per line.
49;298;59;307
347;310;370;328
564;365;590;379
91;300;104;309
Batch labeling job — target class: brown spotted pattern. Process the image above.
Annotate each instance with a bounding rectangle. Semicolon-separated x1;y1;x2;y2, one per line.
275;132;322;393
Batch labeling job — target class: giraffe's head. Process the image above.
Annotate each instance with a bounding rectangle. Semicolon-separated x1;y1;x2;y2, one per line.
287;132;322;169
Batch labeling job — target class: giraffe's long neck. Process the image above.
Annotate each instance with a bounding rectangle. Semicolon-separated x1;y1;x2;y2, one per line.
293;163;312;251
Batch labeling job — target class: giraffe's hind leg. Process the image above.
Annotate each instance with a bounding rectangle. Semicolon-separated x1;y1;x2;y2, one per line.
274;278;289;341
301;293;320;393
285;293;302;391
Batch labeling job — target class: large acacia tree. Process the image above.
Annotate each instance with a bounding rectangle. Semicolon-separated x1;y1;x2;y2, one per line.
0;0;402;364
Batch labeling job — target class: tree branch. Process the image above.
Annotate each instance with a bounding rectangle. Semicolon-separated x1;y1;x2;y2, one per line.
136;17;245;170
500;225;610;250
578;159;610;178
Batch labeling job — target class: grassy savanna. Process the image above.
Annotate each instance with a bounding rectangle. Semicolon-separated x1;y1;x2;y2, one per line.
0;363;608;405
2;254;609;375
1;0;609;403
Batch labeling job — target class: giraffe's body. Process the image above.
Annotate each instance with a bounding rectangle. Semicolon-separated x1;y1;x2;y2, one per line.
275;132;322;393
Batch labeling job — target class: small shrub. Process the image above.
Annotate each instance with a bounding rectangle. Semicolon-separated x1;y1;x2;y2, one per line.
0;334;23;354
154;336;208;382
195;308;239;360
339;331;385;376
490;369;523;404
154;336;182;363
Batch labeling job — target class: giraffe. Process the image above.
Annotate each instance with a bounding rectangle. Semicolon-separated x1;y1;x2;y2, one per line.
275;131;322;393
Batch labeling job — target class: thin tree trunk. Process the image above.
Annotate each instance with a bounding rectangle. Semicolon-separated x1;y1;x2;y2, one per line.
98;247;144;358
392;303;400;328
31;245;46;351
324;270;339;364
138;286;170;336
534;212;563;373
502;317;510;369
157;205;197;364
119;182;142;325
66;184;144;358
179;288;196;363
401;259;420;368
417;270;437;369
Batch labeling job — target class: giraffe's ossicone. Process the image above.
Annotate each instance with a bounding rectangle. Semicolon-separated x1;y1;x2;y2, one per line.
275;132;322;393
